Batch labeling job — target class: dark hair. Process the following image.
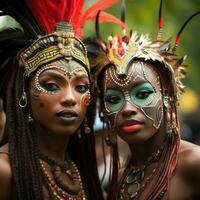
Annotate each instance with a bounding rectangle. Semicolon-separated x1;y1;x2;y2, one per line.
0;58;103;200
95;59;179;200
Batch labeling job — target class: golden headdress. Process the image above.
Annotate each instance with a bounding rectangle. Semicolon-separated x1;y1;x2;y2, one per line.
92;0;200;100
0;0;126;84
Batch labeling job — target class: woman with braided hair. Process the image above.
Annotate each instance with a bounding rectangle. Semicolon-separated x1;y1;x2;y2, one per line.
0;0;125;199
89;0;200;199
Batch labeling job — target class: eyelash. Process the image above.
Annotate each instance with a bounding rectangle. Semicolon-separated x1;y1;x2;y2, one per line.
105;95;121;104
136;90;154;99
75;84;89;93
41;82;60;92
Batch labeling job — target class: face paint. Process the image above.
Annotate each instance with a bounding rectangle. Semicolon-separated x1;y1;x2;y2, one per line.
130;83;156;107
104;89;125;112
29;59;90;135
103;61;163;132
34;60;88;95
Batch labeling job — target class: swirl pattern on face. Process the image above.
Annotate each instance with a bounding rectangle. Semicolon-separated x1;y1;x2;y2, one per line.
103;61;163;130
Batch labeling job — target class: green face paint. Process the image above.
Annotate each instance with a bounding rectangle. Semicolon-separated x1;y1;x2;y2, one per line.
103;62;164;131
104;83;155;112
130;82;155;107
104;89;125;112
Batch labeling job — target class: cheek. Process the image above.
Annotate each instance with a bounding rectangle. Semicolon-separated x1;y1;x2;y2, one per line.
80;95;89;112
141;98;163;130
30;92;56;115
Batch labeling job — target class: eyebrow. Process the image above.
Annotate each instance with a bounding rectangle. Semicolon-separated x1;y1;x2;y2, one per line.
40;70;65;81
74;74;89;79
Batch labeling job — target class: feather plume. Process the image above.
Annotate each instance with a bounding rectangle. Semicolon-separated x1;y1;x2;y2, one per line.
81;0;118;24
92;11;127;29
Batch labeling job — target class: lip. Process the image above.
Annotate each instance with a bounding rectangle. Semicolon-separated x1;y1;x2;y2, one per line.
55;110;78;125
121;120;142;133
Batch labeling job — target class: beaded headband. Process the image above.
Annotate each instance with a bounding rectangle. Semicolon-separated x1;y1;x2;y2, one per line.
19;22;89;77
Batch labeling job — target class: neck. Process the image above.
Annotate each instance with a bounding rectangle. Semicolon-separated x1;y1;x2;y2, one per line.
33;123;70;163
129;125;166;166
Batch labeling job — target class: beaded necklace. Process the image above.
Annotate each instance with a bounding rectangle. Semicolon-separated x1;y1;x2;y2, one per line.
118;144;165;199
39;154;86;200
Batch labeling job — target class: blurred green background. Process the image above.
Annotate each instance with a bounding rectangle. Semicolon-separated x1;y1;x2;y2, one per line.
84;0;200;143
84;0;200;94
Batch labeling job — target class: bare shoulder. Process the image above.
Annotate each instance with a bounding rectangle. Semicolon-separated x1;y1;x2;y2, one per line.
178;140;200;171
178;140;200;167
177;140;200;195
0;145;12;200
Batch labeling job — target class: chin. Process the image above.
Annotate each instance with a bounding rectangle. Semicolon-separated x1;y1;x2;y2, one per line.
52;126;79;136
118;131;149;144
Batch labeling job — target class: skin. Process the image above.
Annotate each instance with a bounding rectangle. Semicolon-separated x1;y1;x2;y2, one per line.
0;59;90;200
102;61;200;199
0;99;6;141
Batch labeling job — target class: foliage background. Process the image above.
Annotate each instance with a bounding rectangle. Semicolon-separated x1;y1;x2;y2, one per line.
84;0;200;142
84;0;200;93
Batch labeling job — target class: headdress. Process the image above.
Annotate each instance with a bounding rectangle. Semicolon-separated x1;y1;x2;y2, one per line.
91;1;199;199
0;0;126;95
93;0;200;101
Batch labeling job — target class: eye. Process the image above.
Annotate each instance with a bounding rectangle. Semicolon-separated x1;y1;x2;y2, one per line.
75;84;89;93
136;90;154;99
40;82;60;92
105;95;121;104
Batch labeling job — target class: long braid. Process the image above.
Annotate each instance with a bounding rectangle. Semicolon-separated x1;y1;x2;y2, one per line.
5;64;43;199
68;116;104;200
145;66;180;199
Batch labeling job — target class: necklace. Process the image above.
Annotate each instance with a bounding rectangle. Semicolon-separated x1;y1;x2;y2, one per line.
39;154;86;200
118;145;165;199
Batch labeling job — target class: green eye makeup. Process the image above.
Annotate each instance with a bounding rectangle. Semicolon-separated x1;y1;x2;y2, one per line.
104;89;125;112
131;82;155;106
104;83;156;113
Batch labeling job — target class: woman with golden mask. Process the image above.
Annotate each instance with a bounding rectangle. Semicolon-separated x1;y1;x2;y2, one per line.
0;0;124;199
90;0;200;199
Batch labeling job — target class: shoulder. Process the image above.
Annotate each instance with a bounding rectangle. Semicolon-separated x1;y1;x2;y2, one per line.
0;144;12;200
177;140;200;194
178;140;200;167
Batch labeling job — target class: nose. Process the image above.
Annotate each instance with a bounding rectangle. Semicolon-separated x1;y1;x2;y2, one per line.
121;100;138;117
61;86;77;107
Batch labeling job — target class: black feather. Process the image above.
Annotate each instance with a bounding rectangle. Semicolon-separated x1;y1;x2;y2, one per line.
121;0;126;23
95;10;101;41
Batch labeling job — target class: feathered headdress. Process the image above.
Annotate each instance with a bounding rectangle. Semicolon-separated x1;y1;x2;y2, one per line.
91;1;199;199
0;0;126;96
93;0;199;101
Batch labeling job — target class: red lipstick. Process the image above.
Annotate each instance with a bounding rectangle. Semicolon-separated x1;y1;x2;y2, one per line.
121;121;142;133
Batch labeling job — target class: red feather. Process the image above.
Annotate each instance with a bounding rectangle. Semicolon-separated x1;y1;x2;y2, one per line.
26;0;84;34
79;0;119;27
26;0;124;38
91;11;127;29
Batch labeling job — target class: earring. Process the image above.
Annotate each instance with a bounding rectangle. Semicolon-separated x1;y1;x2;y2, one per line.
28;110;34;123
104;120;117;145
19;92;27;108
163;95;177;135
19;72;27;108
84;117;91;134
77;129;82;139
163;95;172;134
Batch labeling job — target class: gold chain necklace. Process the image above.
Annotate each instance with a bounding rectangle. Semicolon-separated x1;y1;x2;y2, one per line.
118;145;165;199
40;159;87;200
